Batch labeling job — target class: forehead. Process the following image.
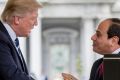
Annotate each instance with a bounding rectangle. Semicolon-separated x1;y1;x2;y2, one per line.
97;20;111;33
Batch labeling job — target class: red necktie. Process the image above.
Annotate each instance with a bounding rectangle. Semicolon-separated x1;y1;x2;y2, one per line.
98;62;104;77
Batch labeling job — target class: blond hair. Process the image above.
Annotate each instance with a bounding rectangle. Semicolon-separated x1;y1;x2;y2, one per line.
1;0;42;22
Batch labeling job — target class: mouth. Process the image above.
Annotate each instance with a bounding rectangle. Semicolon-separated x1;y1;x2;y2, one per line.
31;26;34;29
27;30;31;34
92;43;96;47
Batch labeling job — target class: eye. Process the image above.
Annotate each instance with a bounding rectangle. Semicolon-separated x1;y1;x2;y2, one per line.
96;32;101;37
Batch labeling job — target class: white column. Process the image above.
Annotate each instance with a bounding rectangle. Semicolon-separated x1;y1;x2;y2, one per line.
80;18;94;80
0;1;6;16
42;35;50;79
70;33;78;75
29;12;42;80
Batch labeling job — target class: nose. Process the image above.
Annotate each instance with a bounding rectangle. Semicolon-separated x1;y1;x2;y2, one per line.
91;34;96;41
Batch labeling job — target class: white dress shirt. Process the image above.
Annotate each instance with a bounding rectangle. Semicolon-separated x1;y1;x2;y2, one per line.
112;48;120;54
1;21;17;47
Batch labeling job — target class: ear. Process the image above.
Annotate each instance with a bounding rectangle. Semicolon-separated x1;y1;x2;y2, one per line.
13;16;20;25
111;36;119;45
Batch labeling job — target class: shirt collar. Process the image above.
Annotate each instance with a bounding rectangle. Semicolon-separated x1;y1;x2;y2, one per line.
112;48;120;54
2;21;17;42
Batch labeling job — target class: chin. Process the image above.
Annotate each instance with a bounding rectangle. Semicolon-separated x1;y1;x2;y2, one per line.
25;34;30;37
93;50;105;55
93;49;99;53
19;34;29;37
24;32;30;37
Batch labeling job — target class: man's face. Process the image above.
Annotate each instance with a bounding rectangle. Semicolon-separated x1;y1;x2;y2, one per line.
15;10;38;37
91;20;113;54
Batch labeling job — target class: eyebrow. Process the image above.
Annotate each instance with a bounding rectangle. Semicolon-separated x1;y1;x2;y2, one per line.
96;30;100;33
96;30;102;34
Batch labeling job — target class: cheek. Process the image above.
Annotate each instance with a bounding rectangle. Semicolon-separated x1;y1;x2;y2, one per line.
24;22;31;28
28;20;34;27
95;39;107;48
99;41;111;50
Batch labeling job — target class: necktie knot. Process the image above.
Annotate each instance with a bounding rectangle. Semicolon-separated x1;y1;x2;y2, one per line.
15;38;19;47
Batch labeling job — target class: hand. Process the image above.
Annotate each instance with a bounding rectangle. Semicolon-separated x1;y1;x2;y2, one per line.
62;73;78;80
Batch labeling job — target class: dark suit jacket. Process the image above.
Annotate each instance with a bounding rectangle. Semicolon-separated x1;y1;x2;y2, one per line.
89;53;120;80
0;21;34;80
89;58;103;80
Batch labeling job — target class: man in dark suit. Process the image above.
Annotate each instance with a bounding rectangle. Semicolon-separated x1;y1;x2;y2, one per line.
90;18;120;80
62;18;120;80
0;0;42;80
